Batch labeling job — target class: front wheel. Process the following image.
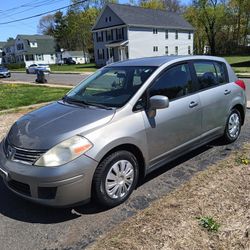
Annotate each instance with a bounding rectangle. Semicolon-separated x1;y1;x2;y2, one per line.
92;151;139;208
222;109;241;143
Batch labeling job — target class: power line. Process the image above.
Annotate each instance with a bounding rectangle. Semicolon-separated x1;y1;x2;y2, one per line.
2;0;63;19
0;0;87;25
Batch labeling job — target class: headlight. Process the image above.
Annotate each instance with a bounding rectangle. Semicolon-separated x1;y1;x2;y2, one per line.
35;135;93;167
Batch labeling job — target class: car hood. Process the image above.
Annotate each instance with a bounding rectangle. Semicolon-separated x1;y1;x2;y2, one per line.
7;101;115;150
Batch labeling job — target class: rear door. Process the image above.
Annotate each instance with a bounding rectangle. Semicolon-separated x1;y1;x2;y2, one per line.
142;62;202;167
192;60;232;139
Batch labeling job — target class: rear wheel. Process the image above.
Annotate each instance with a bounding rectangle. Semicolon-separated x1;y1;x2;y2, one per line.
222;109;241;143
92;150;139;208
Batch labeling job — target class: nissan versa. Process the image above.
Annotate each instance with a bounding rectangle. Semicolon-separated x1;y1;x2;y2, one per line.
0;56;246;207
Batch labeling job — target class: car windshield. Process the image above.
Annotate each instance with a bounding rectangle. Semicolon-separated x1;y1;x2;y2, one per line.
65;66;157;108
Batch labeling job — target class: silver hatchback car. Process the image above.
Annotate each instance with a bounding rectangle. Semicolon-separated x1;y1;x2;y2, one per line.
0;56;246;207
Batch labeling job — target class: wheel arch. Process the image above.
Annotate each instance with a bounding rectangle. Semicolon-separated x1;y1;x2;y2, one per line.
94;143;146;184
232;104;245;125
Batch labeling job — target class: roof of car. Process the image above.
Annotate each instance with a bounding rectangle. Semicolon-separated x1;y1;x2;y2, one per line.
107;55;227;67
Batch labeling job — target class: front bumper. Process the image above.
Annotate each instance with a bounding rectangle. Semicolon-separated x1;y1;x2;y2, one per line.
0;140;98;206
0;72;11;77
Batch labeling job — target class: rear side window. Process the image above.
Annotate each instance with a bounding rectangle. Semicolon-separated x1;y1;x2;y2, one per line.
193;61;228;90
149;63;193;100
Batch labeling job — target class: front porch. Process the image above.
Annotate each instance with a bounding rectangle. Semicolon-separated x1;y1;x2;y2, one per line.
106;40;129;64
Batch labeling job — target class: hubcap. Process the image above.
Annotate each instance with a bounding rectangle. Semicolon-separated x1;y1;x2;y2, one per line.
228;113;240;139
105;160;134;199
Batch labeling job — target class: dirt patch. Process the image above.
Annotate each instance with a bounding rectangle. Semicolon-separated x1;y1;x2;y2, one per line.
90;144;250;250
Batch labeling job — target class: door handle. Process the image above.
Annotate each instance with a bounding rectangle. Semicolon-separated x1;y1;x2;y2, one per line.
189;101;198;108
224;89;231;95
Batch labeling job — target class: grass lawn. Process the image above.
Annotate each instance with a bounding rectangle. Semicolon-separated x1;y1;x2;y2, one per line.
0;84;69;111
11;63;97;73
224;56;250;74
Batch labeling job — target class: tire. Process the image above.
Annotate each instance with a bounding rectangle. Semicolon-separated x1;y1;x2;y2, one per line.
92;150;139;208
222;109;241;143
26;69;29;74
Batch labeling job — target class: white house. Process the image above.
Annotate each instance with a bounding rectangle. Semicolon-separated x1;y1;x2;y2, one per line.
3;35;56;66
92;3;194;66
0;42;6;64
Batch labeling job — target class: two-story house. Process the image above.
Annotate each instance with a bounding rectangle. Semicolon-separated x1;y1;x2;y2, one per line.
0;42;6;64
2;35;56;66
14;35;56;66
92;3;195;66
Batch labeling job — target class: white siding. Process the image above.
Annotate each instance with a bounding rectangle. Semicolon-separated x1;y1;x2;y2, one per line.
128;27;193;58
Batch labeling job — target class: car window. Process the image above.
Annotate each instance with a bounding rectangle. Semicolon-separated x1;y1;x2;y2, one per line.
149;63;193;100
67;66;157;108
193;61;227;89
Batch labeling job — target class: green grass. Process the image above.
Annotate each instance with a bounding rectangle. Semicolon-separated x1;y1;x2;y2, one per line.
0;84;69;111
224;56;250;74
11;63;97;73
50;63;97;72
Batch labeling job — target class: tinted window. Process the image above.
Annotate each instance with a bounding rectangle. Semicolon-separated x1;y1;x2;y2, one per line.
194;61;227;90
149;63;193;100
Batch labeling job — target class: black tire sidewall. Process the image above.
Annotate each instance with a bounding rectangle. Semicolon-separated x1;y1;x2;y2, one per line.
93;151;139;207
224;109;241;143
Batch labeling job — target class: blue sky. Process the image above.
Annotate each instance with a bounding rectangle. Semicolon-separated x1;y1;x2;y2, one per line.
0;0;190;41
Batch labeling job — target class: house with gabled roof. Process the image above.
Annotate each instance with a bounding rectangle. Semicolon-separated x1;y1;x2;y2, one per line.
92;3;194;66
3;35;56;66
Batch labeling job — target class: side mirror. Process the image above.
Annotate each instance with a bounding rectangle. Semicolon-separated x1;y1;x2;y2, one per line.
147;95;169;117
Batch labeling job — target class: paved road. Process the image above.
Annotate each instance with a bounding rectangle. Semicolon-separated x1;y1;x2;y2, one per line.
0;110;249;250
2;72;90;86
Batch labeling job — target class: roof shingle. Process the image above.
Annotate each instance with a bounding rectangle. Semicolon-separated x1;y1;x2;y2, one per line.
93;3;194;31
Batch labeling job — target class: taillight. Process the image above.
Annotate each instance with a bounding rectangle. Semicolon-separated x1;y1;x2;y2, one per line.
235;80;246;90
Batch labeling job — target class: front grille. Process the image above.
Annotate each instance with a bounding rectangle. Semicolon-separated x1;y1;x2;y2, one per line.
8;179;31;196
4;138;46;165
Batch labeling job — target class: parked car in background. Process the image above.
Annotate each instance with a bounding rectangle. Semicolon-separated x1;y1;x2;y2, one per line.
0;66;11;78
65;57;76;65
0;56;246;208
26;64;51;74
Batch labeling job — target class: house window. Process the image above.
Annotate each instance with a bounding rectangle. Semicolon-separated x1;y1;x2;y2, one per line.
106;30;113;41
175;30;178;39
175;46;178;55
30;41;37;48
25;54;34;61
165;46;168;55
97;49;105;60
105;17;108;22
188;46;191;55
116;28;124;40
188;31;191;40
109;16;111;22
51;54;55;60
165;30;168;39
36;54;44;61
17;43;24;50
96;32;103;42
153;28;158;34
153;46;158;52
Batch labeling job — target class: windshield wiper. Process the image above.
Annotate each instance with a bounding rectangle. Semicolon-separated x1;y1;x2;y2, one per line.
85;102;114;110
62;96;113;110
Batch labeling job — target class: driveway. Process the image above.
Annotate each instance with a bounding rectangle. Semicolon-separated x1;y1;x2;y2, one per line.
0;110;249;250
